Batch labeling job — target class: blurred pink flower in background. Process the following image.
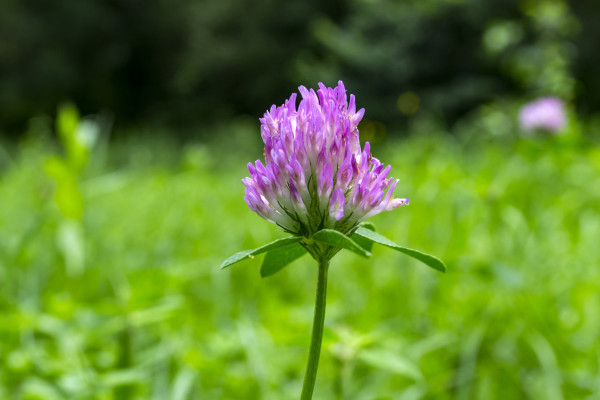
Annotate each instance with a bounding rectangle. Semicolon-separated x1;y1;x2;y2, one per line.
519;97;566;134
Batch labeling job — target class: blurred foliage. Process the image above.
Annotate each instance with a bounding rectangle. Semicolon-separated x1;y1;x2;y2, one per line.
299;0;580;126
0;0;337;134
1;110;600;398
1;0;599;135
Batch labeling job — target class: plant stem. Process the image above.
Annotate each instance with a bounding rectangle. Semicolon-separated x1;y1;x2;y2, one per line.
300;259;329;400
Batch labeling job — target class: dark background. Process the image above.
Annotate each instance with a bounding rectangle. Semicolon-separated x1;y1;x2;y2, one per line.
1;0;599;137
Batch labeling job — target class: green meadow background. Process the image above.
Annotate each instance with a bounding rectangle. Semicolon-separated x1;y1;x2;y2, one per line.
2;115;599;399
2;0;600;399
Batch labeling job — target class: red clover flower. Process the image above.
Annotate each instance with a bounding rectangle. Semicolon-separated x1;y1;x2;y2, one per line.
243;81;408;239
222;81;445;400
519;97;567;134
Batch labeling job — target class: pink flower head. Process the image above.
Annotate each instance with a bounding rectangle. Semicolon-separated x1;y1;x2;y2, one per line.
519;97;566;134
243;81;408;235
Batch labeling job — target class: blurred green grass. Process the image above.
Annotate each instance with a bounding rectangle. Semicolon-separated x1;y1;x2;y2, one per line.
1;125;600;399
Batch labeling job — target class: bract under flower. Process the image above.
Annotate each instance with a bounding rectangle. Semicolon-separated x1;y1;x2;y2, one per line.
243;81;408;236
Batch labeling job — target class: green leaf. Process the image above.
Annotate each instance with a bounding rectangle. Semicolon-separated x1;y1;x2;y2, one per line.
57;103;89;171
260;243;307;277
44;157;83;220
354;227;446;273
312;229;371;258
358;221;377;231
220;236;302;269
358;349;423;380
352;222;377;252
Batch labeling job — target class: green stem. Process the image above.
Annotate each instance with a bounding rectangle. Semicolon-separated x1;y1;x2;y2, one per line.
301;259;329;400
